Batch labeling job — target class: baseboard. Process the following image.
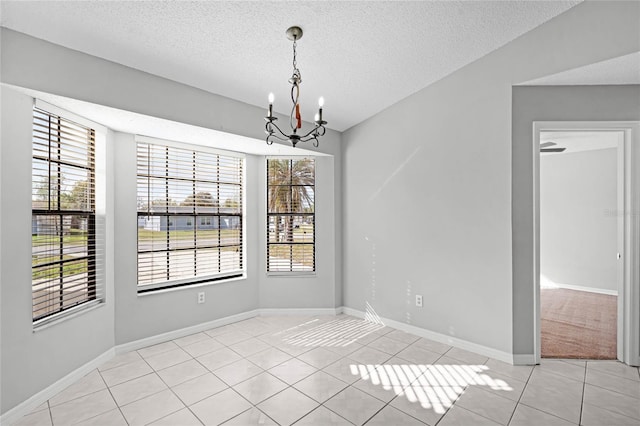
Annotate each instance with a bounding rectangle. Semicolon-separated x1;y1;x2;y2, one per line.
115;309;260;354
114;307;345;354
259;307;343;316
543;283;618;296
0;348;115;426
342;306;364;318
341;306;515;365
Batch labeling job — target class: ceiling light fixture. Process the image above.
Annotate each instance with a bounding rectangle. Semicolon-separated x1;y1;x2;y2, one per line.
265;26;327;148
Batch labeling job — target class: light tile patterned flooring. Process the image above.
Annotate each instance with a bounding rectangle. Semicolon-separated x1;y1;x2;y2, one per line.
14;315;640;425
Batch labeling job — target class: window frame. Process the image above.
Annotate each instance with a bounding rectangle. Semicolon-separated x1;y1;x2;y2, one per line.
31;106;98;324
136;136;245;292
266;157;316;275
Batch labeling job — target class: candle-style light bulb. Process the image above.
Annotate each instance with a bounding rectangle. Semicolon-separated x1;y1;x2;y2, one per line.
268;93;274;117
317;96;324;122
314;113;320;122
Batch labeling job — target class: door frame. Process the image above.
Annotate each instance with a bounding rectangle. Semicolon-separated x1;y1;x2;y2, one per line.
532;121;640;366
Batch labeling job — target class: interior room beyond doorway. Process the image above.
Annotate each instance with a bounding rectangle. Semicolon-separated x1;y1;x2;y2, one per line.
539;130;622;359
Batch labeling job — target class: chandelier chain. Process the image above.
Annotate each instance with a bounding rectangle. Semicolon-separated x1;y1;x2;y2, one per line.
292;38;297;70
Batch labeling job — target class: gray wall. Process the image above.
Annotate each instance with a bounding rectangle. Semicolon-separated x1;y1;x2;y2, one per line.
540;148;618;292
0;87;116;414
512;85;640;356
258;156;339;310
342;2;639;355
0;28;342;414
112;133;260;345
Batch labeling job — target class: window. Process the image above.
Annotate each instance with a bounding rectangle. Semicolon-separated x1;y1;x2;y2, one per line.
267;158;315;273
137;140;243;291
32;107;96;321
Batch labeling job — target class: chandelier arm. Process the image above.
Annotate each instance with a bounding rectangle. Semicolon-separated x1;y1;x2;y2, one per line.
298;134;319;148
269;133;290;141
299;124;325;140
299;131;320;148
266;120;289;138
266;133;290;145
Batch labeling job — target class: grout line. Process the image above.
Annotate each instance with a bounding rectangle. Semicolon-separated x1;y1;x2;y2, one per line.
512;363;586;425
37;315;636;426
222;406;276;426
46;374;107;410
579;362;587;426
96;369;130;426
503;356;536;426
47;400;54;426
425;351;454;426
581;379;640;400
185;330;298;424
134;352;198;425
319;400;358;425
299;405;355;425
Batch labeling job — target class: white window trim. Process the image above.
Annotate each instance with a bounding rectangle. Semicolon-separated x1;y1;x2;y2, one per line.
265;156;317;275
135;135;247;293
32;100;108;329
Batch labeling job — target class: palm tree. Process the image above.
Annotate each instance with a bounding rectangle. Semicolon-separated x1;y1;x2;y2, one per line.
267;159;314;243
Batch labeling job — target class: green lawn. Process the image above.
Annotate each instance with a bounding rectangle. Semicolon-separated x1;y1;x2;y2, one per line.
268;244;314;267
32;231;87;245
138;229;240;240
32;255;88;280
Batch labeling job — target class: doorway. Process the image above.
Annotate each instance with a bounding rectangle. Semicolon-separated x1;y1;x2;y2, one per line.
539;130;622;359
533;121;640;366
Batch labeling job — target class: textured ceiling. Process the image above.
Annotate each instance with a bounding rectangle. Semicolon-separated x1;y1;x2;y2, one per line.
541;131;620;154
523;52;640;86
1;1;580;131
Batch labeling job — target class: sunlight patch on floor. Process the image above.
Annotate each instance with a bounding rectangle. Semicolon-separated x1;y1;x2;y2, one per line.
351;363;514;414
281;317;386;347
279;303;386;347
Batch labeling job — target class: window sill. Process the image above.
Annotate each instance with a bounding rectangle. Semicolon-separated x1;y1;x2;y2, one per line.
137;274;247;296
33;300;105;332
266;271;317;278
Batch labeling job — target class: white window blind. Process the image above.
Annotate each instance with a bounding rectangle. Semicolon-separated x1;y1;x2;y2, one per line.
32;107;98;321
137;141;244;291
267;158;315;273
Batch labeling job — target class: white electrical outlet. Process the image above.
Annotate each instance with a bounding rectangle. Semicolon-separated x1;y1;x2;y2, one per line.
197;292;205;304
415;294;423;307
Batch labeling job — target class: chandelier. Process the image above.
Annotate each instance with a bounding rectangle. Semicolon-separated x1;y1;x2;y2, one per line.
265;26;327;148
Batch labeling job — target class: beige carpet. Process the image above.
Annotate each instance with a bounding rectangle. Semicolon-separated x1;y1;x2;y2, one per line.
541;288;616;359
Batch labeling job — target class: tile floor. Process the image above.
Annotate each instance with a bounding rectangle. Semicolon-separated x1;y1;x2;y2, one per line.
13;315;640;425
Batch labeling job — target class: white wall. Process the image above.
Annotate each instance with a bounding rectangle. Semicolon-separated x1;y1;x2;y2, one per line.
0;28;342;415
0;87;116;414
540;148;618;292
342;1;639;357
258;156;338;309
112;133;261;345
